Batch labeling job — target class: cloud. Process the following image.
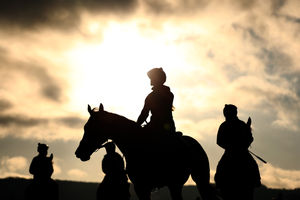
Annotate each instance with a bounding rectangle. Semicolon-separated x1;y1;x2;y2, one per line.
0;57;65;102
0;114;47;127
0;0;138;31
285;73;300;98
1;156;28;172
56;117;86;129
0;114;85;129
141;0;289;20
0;44;86;140
176;118;220;141
258;47;293;75
0;114;85;141
275;13;300;24
232;23;264;44
0;99;13;112
260;163;300;189
142;0;261;15
269;95;300;131
0;0;289;34
167;0;300;132
0;171;30;179
0;156;29;178
0;0;298;186
142;0;209;14
53;163;62;177
238;78;300;131
67;169;87;179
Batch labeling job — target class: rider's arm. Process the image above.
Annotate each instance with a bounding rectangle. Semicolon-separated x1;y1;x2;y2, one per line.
29;157;37;175
137;96;150;126
216;123;228;149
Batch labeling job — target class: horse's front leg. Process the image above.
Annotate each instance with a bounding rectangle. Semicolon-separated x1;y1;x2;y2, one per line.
134;184;151;200
168;184;183;200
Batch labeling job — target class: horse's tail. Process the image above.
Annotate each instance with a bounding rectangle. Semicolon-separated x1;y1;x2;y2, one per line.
183;136;219;200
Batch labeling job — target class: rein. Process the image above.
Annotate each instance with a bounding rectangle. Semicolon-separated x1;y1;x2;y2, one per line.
94;140;109;153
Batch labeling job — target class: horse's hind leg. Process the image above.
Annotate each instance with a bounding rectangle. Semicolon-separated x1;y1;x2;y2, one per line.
168;184;183;200
188;138;216;200
190;155;217;200
191;171;212;200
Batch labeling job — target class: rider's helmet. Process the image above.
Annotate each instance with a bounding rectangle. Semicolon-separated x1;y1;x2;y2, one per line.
223;104;238;119
147;68;166;85
37;143;49;153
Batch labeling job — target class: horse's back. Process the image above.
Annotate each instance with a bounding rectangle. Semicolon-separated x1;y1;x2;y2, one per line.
127;133;210;188
215;150;261;188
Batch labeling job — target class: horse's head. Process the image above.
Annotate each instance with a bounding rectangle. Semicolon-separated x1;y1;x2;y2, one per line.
75;103;109;161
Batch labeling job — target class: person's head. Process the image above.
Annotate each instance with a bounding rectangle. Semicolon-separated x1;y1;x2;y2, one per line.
147;68;166;86
37;143;48;156
223;104;238;120
104;142;116;154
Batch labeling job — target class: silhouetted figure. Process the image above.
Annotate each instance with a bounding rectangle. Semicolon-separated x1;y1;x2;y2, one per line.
215;104;261;200
25;143;58;200
97;142;130;200
137;68;176;135
76;103;215;200
29;143;54;181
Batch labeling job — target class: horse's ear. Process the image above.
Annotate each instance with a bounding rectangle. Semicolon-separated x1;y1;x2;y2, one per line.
88;104;92;115
247;117;252;127
99;103;104;112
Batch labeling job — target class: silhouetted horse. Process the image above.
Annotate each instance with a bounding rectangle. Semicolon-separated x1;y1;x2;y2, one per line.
75;104;215;200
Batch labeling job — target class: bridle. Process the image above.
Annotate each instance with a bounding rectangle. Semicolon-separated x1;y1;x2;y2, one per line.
93;139;109;153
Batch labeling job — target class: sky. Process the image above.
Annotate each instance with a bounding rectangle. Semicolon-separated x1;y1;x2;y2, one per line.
0;0;300;189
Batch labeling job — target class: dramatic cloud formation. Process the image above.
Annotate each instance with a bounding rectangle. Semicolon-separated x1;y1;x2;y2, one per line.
0;0;137;31
0;0;299;189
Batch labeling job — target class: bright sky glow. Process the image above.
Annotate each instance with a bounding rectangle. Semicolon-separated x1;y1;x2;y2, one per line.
0;0;300;189
67;21;187;118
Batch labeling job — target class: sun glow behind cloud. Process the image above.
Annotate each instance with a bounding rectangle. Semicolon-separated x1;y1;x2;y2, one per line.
0;0;300;189
67;21;187;118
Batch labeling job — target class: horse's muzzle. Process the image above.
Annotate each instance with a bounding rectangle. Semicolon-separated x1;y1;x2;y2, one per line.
75;149;90;161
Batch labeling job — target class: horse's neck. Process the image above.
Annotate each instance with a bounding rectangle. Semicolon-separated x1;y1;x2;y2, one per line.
104;112;140;156
106;112;138;133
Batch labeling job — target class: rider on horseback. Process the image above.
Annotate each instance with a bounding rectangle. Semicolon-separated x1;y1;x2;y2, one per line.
137;68;176;135
27;143;58;200
29;143;54;182
215;104;261;200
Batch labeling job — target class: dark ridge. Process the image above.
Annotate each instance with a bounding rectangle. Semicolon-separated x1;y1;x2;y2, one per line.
1;177;299;200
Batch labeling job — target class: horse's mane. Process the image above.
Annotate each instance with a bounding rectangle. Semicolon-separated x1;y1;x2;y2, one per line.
108;111;138;127
94;109;140;130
